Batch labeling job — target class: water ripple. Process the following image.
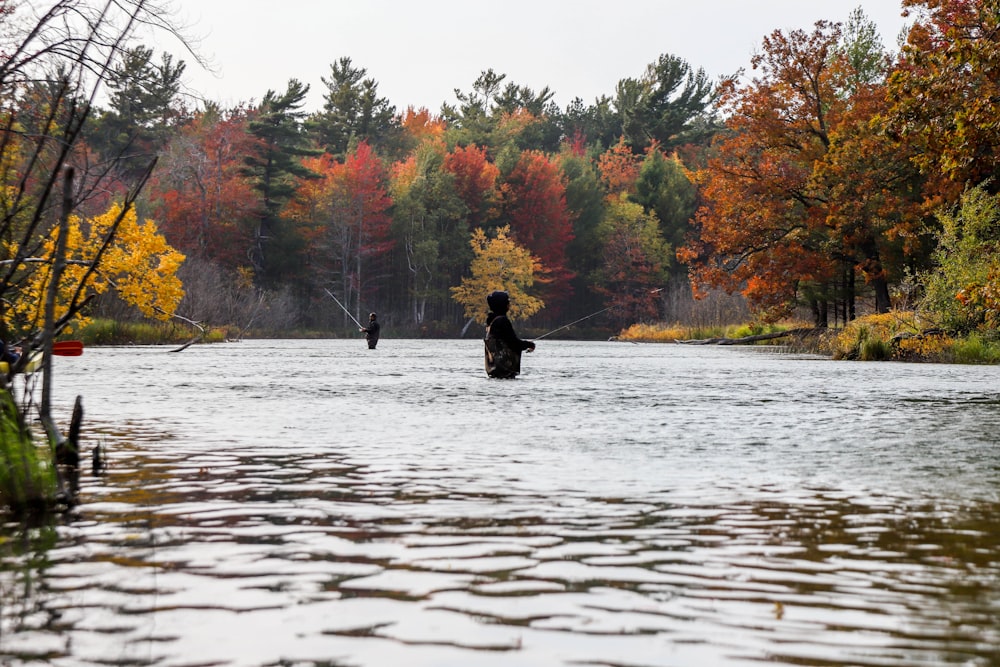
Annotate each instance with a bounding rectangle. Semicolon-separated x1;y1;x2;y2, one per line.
2;340;999;666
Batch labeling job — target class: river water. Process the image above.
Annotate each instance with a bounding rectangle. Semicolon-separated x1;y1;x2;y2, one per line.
2;339;999;666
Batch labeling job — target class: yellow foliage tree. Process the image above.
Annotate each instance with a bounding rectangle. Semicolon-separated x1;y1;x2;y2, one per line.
7;202;185;333
450;225;544;321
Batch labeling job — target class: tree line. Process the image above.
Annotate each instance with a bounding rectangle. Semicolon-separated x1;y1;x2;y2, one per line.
6;0;1000;345
81;46;713;336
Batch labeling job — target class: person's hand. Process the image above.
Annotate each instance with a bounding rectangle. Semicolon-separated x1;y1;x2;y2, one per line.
527;342;536;352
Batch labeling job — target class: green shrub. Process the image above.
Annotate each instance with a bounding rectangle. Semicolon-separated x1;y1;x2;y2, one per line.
919;185;1000;333
947;333;1000;364
0;392;56;512
858;334;892;361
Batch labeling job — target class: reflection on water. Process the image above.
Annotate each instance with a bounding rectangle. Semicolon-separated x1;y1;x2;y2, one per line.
2;340;1000;666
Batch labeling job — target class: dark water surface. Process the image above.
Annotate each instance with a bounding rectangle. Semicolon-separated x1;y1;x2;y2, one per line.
2;339;999;666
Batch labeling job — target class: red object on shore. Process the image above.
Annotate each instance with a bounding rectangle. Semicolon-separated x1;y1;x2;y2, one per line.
52;340;83;356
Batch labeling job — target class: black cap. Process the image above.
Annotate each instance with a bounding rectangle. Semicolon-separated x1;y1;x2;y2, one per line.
486;291;510;312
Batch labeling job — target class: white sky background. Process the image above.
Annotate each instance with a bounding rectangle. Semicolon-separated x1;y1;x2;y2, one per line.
149;1;912;114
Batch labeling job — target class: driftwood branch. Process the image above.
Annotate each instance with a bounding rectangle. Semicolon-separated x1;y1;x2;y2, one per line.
677;327;819;345
163;310;208;353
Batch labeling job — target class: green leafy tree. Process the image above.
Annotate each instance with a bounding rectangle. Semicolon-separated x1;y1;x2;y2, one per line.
614;53;716;154
559;146;607;314
442;69;505;149
91;46;188;177
309;57;400;159
921;185;1000;333
561;95;621;153
389;141;468;326
444;69;562;153
633;145;696;275
243;78;319;285
595;195;671;326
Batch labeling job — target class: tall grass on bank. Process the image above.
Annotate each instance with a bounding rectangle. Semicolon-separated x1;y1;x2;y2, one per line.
0;392;57;512
946;332;1000;364
618;321;807;343
76;319;228;345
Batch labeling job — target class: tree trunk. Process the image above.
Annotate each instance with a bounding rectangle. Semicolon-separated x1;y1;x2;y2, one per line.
873;275;891;314
859;237;890;314
812;299;829;328
848;267;856;320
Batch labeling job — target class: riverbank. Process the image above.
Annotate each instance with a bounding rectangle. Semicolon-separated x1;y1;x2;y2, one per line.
77;312;1000;364
618;312;1000;363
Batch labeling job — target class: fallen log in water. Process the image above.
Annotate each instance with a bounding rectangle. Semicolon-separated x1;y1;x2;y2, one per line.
676;327;818;345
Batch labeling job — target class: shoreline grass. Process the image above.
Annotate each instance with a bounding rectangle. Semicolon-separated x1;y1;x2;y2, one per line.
617;320;811;344
617;312;1000;364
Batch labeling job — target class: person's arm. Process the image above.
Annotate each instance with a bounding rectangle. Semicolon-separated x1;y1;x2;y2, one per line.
0;341;18;364
492;317;534;352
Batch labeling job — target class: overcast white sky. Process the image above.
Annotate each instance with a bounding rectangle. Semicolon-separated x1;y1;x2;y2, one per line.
149;1;912;114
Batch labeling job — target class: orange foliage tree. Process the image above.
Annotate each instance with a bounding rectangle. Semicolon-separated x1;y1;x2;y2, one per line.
149;108;259;270
886;0;1000;203
400;106;447;151
286;142;392;323
682;15;923;323
597;138;641;198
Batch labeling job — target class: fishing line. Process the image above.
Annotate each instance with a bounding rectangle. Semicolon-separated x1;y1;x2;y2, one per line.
535;308;612;340
534;288;664;340
324;288;365;329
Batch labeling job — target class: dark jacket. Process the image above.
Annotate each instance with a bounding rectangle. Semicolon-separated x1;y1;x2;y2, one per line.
1;340;20;366
362;320;380;349
484;313;533;378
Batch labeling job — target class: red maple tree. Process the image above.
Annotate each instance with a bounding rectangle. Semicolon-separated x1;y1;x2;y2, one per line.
148;108;259;270
501;149;576;310
443;144;500;229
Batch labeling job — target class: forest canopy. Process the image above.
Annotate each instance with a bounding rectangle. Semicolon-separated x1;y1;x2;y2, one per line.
4;0;999;343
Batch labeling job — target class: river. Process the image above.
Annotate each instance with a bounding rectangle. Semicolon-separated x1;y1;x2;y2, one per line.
2;339;999;666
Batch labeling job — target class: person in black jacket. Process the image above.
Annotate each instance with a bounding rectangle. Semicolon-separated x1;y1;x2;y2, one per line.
360;313;380;349
1;339;21;366
484;291;535;378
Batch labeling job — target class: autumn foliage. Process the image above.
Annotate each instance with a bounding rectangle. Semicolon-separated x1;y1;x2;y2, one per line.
501;150;575;310
681;14;929;323
149;109;258;270
5;0;997;341
443;144;500;228
450;226;543;322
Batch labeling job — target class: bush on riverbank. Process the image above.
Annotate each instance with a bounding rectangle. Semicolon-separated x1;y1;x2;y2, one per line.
824;311;1000;363
0;393;57;512
616;312;1000;364
617;320;808;343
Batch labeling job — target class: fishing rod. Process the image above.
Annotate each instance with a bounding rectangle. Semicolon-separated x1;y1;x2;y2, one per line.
535;307;613;340
324;288;365;329
534;288;664;340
